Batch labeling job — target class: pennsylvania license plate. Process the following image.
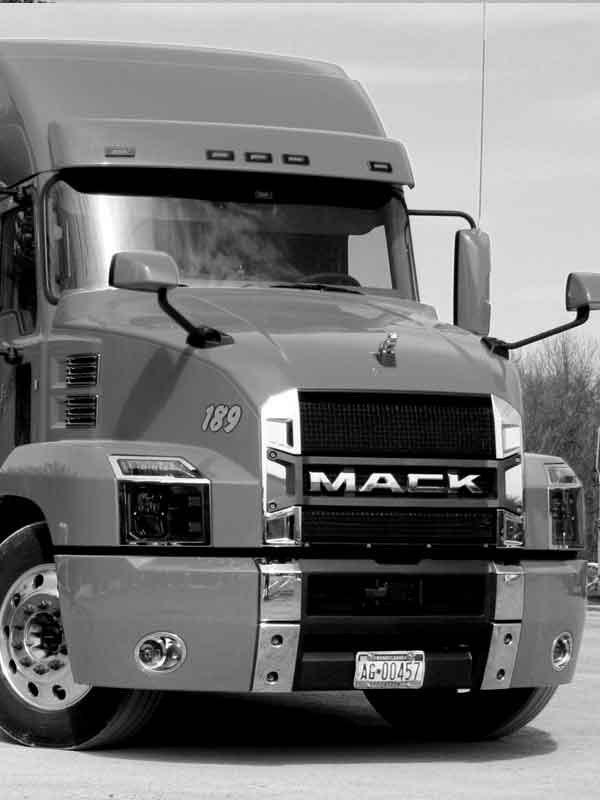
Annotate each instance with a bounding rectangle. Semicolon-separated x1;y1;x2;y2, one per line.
353;650;425;689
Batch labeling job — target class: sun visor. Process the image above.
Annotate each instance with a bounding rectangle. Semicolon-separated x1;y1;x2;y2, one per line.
48;119;415;187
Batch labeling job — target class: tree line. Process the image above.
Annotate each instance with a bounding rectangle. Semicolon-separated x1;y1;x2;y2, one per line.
518;336;600;560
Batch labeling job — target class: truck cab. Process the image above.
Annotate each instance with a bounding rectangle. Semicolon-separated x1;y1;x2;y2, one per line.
0;39;593;749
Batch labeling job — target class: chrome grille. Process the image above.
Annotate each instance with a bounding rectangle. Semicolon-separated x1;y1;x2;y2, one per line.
64;354;99;387
64;395;98;428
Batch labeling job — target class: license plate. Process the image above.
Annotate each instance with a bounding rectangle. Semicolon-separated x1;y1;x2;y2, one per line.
353;650;425;689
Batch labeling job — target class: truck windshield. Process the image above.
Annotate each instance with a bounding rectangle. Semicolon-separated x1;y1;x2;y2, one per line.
46;169;415;297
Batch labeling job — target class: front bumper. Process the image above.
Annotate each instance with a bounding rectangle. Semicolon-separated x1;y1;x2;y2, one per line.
55;555;586;691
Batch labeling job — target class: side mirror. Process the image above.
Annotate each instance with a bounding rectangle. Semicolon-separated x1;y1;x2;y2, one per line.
483;270;600;358
109;250;180;292
566;272;600;312
453;229;491;336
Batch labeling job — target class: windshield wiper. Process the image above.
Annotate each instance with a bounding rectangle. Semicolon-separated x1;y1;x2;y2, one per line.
269;282;363;295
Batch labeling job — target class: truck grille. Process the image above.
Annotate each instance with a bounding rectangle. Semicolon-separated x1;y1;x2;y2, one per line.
302;507;498;546
299;392;495;458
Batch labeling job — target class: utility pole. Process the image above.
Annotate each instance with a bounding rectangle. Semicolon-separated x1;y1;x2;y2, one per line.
594;427;600;562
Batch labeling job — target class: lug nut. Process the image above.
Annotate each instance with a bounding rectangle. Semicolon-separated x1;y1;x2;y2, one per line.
38;600;50;610
23;604;36;616
19;656;33;668
49;659;63;671
33;664;48;675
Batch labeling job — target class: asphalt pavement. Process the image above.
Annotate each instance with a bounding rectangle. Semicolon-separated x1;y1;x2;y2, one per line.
1;611;599;800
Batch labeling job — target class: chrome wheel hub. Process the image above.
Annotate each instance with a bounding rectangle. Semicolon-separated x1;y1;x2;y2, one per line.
0;564;91;710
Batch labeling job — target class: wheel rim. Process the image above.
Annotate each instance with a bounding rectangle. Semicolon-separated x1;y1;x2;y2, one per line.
0;563;91;710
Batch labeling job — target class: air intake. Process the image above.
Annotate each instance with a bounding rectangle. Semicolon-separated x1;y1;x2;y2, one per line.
64;354;99;387
64;395;98;428
299;392;495;459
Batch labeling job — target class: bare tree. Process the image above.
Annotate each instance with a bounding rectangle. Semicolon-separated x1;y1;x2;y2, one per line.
517;335;600;558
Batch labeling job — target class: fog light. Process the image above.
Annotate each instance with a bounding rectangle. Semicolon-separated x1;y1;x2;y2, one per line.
134;632;187;673
551;632;573;671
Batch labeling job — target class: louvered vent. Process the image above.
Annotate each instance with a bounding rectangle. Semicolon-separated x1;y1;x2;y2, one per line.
64;395;98;428
64;354;99;387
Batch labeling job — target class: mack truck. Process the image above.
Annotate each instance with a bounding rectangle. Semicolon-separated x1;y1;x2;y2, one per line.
0;39;597;750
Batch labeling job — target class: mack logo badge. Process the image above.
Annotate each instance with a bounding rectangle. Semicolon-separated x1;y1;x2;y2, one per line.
308;470;484;495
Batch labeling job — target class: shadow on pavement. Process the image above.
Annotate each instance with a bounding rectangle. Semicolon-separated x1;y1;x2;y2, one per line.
81;690;558;765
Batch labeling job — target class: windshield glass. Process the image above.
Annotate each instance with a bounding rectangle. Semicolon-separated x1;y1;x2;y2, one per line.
47;169;415;296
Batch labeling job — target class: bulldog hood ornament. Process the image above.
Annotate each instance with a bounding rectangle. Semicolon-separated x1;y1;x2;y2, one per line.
376;331;398;367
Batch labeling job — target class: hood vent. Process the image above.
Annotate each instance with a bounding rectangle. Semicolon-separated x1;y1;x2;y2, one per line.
64;395;98;428
65;354;99;387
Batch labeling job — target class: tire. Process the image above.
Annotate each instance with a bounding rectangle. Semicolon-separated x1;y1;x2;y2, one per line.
0;522;162;749
365;685;557;741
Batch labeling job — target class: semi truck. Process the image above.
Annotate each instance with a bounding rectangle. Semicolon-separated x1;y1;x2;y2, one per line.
0;39;596;749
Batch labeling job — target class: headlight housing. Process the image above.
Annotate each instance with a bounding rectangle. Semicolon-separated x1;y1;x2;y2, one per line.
545;463;583;549
109;456;211;545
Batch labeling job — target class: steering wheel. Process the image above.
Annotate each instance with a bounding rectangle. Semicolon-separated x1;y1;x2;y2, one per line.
302;272;362;287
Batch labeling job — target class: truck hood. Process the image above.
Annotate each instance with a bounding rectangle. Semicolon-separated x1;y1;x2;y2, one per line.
53;286;522;410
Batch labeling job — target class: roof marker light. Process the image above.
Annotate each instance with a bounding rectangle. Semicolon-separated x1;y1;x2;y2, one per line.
245;152;273;164
105;146;136;159
283;154;310;166
369;161;392;173
207;149;235;161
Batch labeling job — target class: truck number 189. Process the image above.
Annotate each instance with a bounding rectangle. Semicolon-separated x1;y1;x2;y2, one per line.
202;404;242;433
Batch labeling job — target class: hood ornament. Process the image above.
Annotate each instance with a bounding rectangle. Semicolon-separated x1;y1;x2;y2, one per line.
376;331;398;367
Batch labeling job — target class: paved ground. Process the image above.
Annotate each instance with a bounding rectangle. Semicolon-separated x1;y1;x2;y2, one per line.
1;611;599;800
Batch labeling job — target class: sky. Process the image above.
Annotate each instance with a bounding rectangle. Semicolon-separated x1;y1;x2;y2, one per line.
2;1;600;346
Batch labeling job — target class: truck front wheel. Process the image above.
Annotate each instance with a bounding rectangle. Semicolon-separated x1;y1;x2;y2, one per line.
364;685;557;740
0;522;162;749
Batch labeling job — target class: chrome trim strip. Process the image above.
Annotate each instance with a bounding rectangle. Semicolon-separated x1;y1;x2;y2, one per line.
251;623;300;692
108;455;210;484
258;562;302;621
261;388;302;541
261;388;301;456
493;563;524;620
481;622;521;689
264;506;302;546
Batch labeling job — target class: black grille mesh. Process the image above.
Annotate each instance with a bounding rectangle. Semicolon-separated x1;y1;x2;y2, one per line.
307;574;487;617
303;507;497;545
299;392;495;458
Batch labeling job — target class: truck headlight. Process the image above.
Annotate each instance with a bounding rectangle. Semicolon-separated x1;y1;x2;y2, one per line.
545;463;583;549
109;456;211;545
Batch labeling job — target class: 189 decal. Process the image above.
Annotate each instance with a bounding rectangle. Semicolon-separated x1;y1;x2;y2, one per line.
202;404;242;433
